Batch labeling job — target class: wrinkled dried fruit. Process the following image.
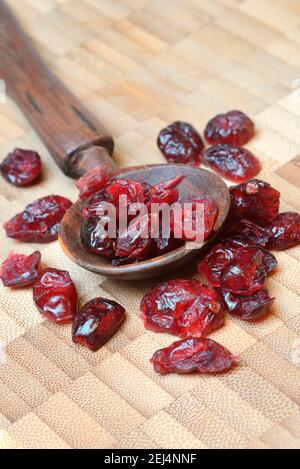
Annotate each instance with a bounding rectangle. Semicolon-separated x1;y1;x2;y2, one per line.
203;144;260;182
228;179;280;226
106;178;145;206
222;288;273;320
222;219;271;248
198;241;276;295
33;268;77;322
83;189;112;219
151;337;238;375
141;279;225;338
204;110;254;146
171;195;218;242
72;297;125;351
81;218;115;259
152;235;184;256
76;166;109;200
0;148;42;186
4;195;72;242
266;212;300;250
115;214;152;261
157;121;204;166
0;251;41;288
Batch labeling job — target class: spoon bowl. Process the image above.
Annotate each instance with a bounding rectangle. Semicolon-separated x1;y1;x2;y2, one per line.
58;164;230;280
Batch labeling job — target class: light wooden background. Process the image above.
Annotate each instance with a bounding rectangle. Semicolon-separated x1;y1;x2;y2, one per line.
0;0;300;449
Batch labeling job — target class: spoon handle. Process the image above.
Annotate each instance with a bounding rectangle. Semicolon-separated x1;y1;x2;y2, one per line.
0;1;116;178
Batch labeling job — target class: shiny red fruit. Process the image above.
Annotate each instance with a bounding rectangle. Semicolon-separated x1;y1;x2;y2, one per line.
140;279;225;338
4;195;72;242
204;110;254;146
203;144;260;182
228;179;280;226
80;218;115;259
115;214;152;261
0;148;42;186
151;337;238;375
33;268;78;323
266;212;300;250
72;297;125;351
0;251;41;288
171;195;218;242
76;166;109;200
157;121;204;166
222;219;271;248
222;288;273;321
198;241;276;295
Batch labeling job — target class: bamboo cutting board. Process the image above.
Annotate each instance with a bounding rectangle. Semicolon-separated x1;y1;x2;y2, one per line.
0;0;300;449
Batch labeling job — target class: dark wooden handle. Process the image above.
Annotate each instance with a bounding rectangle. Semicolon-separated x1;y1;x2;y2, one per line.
0;1;116;178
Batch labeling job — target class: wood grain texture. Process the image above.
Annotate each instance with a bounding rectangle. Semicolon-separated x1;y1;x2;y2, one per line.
0;0;300;449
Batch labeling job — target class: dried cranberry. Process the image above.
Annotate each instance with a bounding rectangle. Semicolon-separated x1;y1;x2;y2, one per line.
115;214;152;261
222;219;271;248
140;279;225;338
171;195;218;242
33;268;77;323
76;166;109;200
152;236;184;256
80;218;115;259
203;144;260;182
151;337;238;375
222;289;273;321
106;178;145;206
0;148;42;186
4;195;72;242
198;241;276;295
157;121;204;166
0;251;41;288
82;189;113;219
228;179;280;226
266;212;300;250
72;297;125;351
204;110;254;146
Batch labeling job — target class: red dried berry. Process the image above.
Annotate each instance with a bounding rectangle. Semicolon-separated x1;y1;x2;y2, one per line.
152;236;184;256
171;195;218;242
222;288;273;321
76;166;109;200
141;279;225;338
72;297;125;351
0;148;42;186
157;121;204;166
222;219;271;248
33;268;78;323
0;251;41;288
204;110;254;146
203;144;260;182
4;195;72;242
106;178;145;206
81;218;115;259
228;179;280;226
266;212;300;250
82;189;113;219
115;214;152;261
198;241;276;295
151;337;238;375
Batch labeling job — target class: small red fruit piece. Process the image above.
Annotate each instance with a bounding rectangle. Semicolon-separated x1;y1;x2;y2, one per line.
204;110;254;146
198;241;276;295
0;251;41;288
203;144;260;182
228;179;280;226
72;297;125;351
80;218;115;259
82;189;113;219
106;178;145;206
4;195;72;242
140;279;225;338
115;214;152;261
151;337;238;375
33;268;78;323
222;219;271;248
171;195;218;242
222;289;273;321
0;148;42;186
76;166;109;200
157;121;204;166
266;212;300;250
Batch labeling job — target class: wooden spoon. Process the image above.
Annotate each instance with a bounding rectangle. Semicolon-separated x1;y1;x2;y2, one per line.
0;2;230;280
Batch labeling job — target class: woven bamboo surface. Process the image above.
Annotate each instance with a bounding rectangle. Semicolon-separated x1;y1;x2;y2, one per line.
0;0;300;449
